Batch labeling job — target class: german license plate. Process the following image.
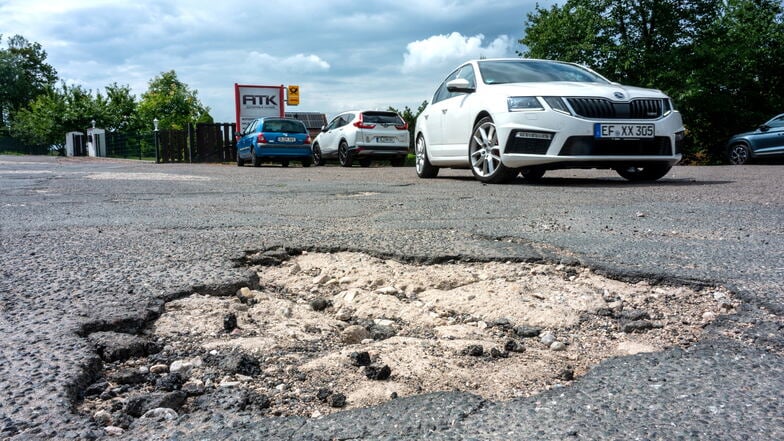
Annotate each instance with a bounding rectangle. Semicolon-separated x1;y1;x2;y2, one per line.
594;123;654;139
277;136;296;143
376;136;395;143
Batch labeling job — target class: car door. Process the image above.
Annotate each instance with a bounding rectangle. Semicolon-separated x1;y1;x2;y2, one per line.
237;119;258;158
441;64;478;158
317;114;345;156
754;115;784;157
420;70;459;157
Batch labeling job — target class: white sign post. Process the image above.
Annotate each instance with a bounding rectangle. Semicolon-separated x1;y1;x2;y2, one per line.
234;84;285;133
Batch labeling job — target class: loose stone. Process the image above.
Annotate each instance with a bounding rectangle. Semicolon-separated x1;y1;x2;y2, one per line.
540;331;557;346
461;345;484;357
310;298;330;312
349;351;372;367
504;340;526;353
364;364;392;380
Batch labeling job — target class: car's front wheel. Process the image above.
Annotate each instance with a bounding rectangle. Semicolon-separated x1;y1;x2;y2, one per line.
338;141;353;167
313;144;325;166
728;143;750;165
236;151;245;167
614;164;672;181
415;135;439;178
469;117;517;184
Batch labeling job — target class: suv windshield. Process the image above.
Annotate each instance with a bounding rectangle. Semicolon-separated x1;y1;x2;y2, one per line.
478;60;608;85
262;119;306;133
361;111;403;125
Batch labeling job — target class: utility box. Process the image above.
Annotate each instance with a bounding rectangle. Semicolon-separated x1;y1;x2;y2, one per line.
65;132;85;156
87;128;106;157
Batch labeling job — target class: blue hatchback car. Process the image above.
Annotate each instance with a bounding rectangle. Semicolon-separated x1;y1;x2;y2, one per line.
726;113;784;164
237;117;313;167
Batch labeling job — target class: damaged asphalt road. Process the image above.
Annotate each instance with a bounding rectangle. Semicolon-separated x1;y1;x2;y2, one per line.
0;156;782;440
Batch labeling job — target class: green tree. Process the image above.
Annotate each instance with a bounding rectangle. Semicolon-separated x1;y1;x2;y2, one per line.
136;70;212;131
12;83;100;149
0;35;58;130
520;0;784;161
97;83;139;132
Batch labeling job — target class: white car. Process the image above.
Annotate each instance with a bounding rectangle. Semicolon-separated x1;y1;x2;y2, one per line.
312;110;410;167
414;58;685;183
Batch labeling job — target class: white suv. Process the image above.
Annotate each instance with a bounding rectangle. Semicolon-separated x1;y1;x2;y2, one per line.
312;110;410;167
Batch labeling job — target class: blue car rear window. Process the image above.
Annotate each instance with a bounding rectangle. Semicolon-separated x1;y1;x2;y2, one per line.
262;120;306;133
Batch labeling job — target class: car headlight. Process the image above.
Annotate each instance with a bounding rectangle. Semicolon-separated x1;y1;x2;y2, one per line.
507;96;543;112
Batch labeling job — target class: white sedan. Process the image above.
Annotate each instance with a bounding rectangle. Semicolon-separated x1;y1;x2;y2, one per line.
414;58;685;183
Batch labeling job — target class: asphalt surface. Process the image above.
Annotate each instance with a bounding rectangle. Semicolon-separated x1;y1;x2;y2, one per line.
1;155;782;440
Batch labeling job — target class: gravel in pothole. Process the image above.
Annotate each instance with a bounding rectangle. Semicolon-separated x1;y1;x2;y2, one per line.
78;251;738;430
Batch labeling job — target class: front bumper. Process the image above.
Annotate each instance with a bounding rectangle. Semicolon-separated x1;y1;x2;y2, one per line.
493;110;684;169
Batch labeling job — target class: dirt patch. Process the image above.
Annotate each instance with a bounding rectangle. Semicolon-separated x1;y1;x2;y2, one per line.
79;251;738;427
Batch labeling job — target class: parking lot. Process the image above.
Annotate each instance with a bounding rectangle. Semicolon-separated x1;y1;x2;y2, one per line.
1;156;782;440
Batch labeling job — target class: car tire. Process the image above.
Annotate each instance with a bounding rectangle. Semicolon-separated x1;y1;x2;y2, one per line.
520;166;545;182
390;157;406;167
728;143;750;165
339;141;353;167
614;164;672;181
313;144;325;166
469;117;516;184
282;160;289;168
415;135;439;178
237;152;245;167
358;158;372;167
252;149;261;167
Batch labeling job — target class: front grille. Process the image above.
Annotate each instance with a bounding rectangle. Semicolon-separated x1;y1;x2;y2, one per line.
559;136;673;156
504;130;553;154
567;98;665;119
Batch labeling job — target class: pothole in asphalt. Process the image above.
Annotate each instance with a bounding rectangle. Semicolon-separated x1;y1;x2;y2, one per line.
78;249;738;431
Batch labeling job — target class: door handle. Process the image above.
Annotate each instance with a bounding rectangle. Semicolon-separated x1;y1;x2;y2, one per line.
441;109;448;114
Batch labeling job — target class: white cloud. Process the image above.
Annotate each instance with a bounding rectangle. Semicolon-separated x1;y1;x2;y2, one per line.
402;32;513;73
247;52;330;73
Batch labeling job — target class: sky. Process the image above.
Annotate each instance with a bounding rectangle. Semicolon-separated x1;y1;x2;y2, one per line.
0;0;553;125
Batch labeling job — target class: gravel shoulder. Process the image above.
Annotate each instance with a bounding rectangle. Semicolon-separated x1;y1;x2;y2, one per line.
0;156;782;440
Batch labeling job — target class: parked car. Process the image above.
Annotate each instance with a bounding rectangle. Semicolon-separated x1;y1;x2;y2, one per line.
236;117;313;167
726;114;784;165
414;58;686;183
312;110;410;167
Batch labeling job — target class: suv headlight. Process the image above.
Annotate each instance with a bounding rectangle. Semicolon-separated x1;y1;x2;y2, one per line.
507;96;543;112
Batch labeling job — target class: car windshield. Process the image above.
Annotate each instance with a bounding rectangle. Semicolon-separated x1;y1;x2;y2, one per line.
262;119;306;133
361;111;403;125
478;60;609;85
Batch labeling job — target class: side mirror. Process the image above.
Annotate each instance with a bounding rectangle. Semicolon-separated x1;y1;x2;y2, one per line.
446;78;476;93
759;124;771;132
321;125;328;132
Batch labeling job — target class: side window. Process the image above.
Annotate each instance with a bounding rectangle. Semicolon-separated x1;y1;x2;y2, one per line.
246;120;257;133
768;116;784;128
326;116;340;131
432;69;460;104
343;114;356;126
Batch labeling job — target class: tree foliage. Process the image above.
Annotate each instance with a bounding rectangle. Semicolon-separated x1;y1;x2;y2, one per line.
136;70;212;131
520;0;784;162
0;34;58;129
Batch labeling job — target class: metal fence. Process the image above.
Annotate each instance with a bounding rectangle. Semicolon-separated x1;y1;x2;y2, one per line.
105;132;156;160
0;136;50;155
